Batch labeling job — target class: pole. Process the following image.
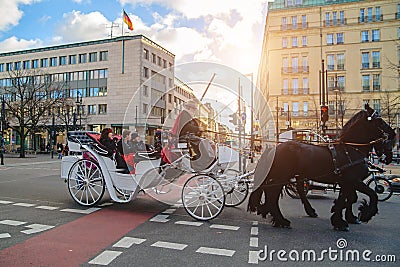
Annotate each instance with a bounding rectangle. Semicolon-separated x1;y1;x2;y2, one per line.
249;73;254;163
238;78;242;174
1;96;5;165
200;73;216;102
51;113;55;159
135;105;138;131
276;96;279;143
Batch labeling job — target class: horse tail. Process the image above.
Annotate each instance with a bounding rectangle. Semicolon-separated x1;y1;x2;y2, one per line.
247;187;263;213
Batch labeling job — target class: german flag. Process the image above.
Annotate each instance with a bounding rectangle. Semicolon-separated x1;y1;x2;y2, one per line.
123;10;133;31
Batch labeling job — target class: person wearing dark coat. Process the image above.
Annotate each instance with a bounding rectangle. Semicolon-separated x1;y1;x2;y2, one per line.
170;100;201;138
130;132;147;152
99;128;128;172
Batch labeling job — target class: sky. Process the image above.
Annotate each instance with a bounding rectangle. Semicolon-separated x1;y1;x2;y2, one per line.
0;0;272;75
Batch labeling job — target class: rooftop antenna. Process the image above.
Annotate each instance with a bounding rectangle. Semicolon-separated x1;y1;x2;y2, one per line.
106;22;120;38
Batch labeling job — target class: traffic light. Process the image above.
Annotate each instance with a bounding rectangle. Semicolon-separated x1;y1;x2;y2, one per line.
229;113;238;125
321;105;329;123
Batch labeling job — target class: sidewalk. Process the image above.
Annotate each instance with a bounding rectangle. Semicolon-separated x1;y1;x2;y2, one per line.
1;153;61;166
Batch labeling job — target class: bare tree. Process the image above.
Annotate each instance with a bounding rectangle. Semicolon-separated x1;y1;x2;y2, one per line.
380;90;400;127
1;69;64;157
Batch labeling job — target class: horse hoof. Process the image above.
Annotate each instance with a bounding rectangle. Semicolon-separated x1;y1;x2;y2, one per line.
334;226;349;232
308;212;318;218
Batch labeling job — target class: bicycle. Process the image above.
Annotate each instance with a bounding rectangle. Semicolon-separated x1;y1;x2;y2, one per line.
366;163;393;202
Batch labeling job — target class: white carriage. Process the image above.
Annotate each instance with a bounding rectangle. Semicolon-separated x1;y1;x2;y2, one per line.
61;131;253;221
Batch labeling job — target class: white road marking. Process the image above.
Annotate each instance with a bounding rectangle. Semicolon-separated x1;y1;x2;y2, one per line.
98;202;114;207
175;221;203;227
210;224;240;231
21;224;54;234
88;250;122;265
172;204;182;208
36;205;59;210
0;233;11;239
162;208;176;214
113;237;146;248
0;200;13;204
250;237;258;247
0;220;27;226
149;214;169;223
60;207;101;214
248;250;260;264
251;227;258;235
252;221;258;226
196;247;235;257
151;241;187;250
13;203;36;207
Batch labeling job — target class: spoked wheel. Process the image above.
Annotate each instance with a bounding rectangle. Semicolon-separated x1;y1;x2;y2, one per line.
366;177;393;202
68;159;105;206
182;174;225;221
222;169;249;207
284;182;309;199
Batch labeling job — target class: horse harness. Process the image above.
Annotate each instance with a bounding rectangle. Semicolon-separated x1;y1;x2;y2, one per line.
327;143;367;178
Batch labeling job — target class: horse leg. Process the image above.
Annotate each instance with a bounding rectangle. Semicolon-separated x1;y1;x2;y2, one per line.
353;181;378;223
296;178;318;217
330;185;351;231
345;189;360;224
248;187;269;218
268;185;291;228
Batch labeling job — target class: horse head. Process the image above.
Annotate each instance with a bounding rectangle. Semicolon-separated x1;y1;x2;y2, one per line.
365;104;396;164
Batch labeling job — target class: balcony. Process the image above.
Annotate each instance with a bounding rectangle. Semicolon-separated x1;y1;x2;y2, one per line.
372;62;381;68
281;66;309;74
373;85;381;91
362;86;370;92
281;87;309;95
361;63;370;69
324;19;347;26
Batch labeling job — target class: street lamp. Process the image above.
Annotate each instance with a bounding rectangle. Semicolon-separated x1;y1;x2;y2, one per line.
245;73;254;163
76;91;82;129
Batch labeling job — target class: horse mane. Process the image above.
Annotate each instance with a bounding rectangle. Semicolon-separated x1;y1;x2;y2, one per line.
337;110;366;141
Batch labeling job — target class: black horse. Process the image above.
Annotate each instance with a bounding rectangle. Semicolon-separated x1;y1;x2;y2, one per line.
248;105;396;231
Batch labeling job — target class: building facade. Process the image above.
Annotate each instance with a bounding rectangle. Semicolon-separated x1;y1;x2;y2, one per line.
257;0;400;139
0;35;195;151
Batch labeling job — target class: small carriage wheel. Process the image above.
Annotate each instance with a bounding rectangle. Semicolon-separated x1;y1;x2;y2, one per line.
222;169;249;207
366;176;393;202
182;174;225;221
67;159;105;206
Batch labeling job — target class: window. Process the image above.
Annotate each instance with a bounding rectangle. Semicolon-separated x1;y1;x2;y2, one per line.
40;58;48;67
89;52;97;62
23;60;30;69
372;51;380;68
332;11;337;26
59;56;67;66
291;16;297;29
292;57;298;73
302;56;308;72
373;99;381;113
367;7;373;22
98;104;107;115
88;105;97;115
283;57;288;73
360;8;365;23
303;102;308;116
362;75;370;91
375;7;381;21
373;74;380;91
99;69;108;78
282;17;287;30
292;102;299;116
337;76;345;90
303;78;308;94
292;78;298;94
302;15;307;28
361;30;369;42
327;33;334;45
362;52;370;69
327;54;335;70
152;53;156;64
50;57;57;67
283;102;288;114
282;37;288;48
339;11;345;25
6;62;13;71
0;63;3;72
292;36;298;47
163;59;167;68
98;87;107;96
14;61;21;70
143;48;149;60
283;79;288;95
99;51;108;61
157;56;162;66
79;53;87;63
372;29;380;42
302;36;307;46
69;55;77;64
143;67;149;78
143;85;148;96
143;103;148;114
336;33;344;44
325;12;330;26
337;53;345;70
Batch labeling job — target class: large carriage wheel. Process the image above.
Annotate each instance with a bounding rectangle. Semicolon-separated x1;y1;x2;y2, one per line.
67;159;105;206
182;174;225;221
222;169;249;207
366;176;393;202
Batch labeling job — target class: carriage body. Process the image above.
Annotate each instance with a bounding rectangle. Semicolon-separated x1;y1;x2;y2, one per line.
61;131;251;220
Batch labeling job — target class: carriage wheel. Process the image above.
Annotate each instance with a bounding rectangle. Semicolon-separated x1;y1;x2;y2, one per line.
182;174;225;221
67;159;105;206
222;169;249;207
366;177;393;202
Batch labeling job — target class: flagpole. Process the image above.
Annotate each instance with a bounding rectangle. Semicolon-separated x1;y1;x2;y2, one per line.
121;9;125;74
122;9;125;36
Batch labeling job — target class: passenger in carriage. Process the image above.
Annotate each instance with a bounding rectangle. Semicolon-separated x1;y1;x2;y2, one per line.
117;130;136;172
130;132;147;152
99;128;129;173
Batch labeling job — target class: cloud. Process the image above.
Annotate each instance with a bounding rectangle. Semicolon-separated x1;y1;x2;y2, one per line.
0;0;41;32
0;36;43;52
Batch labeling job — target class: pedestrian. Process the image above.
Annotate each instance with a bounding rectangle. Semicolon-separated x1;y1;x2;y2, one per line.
57;143;63;159
63;144;69;156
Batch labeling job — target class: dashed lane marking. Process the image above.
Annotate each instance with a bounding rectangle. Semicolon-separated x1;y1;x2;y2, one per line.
88;250;122;266
196;247;236;257
175;220;203;227
151;241;188;251
36;205;59;210
0;233;11;239
250;237;258;247
21;224;55;234
210;224;240;231
251;226;258;235
149;214;170;223
0;220;27;226
112;237;146;248
13;202;36;207
162;208;176;214
0;200;13;204
60;207;101;214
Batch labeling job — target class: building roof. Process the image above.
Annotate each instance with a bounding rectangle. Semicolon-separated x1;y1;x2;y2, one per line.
268;0;365;10
0;35;175;58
